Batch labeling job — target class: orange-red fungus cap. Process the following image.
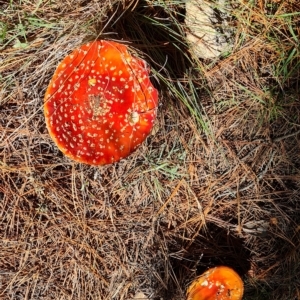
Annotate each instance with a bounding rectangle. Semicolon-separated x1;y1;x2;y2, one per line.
44;40;158;165
186;266;244;300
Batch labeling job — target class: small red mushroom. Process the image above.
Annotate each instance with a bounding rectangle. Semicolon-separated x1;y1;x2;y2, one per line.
44;40;158;165
186;266;244;300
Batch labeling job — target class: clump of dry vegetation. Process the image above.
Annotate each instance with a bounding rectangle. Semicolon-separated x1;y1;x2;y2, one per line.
0;0;299;299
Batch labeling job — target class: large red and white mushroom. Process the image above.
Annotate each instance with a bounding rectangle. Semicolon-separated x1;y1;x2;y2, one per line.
186;266;244;300
44;40;158;165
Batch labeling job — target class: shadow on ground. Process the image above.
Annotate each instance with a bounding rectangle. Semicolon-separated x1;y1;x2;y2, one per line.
154;223;251;299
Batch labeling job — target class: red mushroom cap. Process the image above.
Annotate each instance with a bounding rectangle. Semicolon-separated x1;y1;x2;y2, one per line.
186;266;244;300
44;40;158;165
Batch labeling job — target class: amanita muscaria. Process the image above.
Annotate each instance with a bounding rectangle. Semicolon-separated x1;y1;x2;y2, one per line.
44;40;158;165
186;266;244;300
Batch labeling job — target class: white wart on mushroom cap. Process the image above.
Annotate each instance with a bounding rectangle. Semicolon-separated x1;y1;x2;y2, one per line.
44;40;159;165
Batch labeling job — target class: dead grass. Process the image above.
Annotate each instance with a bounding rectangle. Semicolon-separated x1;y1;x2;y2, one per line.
0;0;299;299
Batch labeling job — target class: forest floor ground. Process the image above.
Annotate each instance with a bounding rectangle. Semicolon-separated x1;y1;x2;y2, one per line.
0;0;299;299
